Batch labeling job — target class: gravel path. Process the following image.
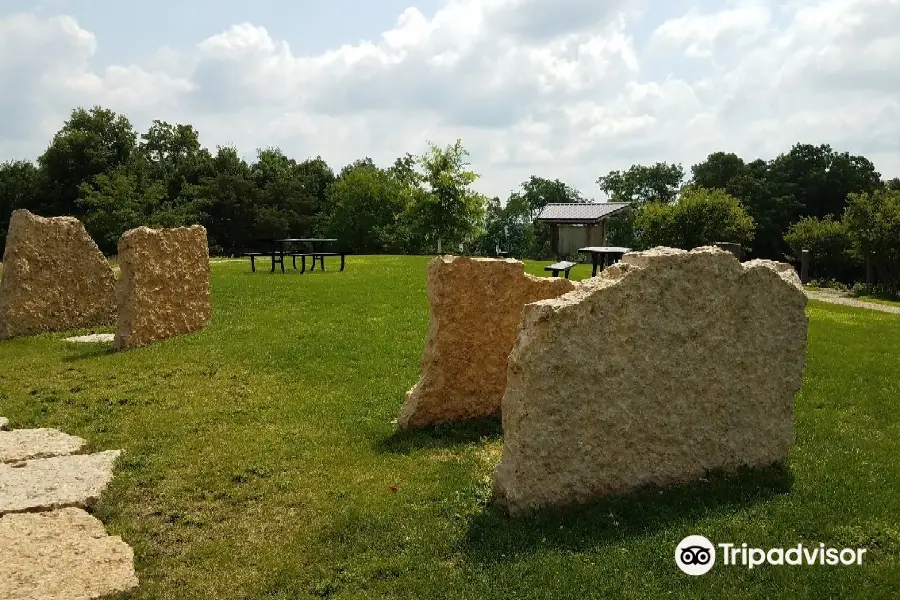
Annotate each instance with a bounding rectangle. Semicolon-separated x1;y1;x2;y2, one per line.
805;289;900;315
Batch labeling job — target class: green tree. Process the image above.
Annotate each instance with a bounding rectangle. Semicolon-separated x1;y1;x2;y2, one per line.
784;217;856;282
196;146;257;255
843;188;900;289
596;162;684;204
412;140;486;251
77;166;168;253
767;143;881;221
322;161;413;253
690;152;747;191
633;187;755;250
0;160;43;249
37;106;137;216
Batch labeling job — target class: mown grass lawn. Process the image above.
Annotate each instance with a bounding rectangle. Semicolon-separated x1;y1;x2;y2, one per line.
1;255;899;599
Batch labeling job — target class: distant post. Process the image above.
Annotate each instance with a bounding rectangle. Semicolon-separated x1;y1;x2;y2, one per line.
800;250;810;284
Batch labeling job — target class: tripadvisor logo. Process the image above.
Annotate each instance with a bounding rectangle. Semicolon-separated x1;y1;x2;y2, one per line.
675;535;868;575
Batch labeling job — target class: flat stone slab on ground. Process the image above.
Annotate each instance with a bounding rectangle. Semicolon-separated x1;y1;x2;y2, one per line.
64;333;115;343
0;507;138;600
0;450;121;515
0;429;86;463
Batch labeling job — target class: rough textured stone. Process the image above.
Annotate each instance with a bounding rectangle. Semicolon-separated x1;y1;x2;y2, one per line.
113;225;210;350
0;210;116;339
0;507;138;600
742;259;803;289
0;429;86;463
64;333;115;343
399;255;576;428
493;246;808;516
0;418;7;431
0;450;121;515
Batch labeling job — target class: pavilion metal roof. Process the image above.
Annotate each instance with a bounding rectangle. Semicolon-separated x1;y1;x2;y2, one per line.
536;203;630;223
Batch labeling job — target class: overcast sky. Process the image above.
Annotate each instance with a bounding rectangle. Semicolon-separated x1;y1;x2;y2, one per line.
2;0;899;200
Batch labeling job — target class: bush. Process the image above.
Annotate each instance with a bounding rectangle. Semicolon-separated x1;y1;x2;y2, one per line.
844;188;900;291
808;279;850;292
784;216;858;283
850;282;900;300
632;187;755;250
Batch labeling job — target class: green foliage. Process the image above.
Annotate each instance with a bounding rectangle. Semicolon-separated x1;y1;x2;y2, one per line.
77;166;168;253
414;139;486;250
322;161;415;253
37;106;138;217
784;217;857;283
0;160;44;249
843;188;900;290
596;162;684;204
850;282;899;301
632;187;755;250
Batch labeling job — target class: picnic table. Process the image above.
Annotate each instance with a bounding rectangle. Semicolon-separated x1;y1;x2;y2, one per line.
243;238;345;273
578;246;631;277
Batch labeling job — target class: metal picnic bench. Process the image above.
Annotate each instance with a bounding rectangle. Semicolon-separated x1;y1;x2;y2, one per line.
242;238;346;273
578;246;631;277
544;260;577;278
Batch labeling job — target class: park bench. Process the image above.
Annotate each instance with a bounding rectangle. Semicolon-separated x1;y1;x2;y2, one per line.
288;252;346;273
544;260;576;279
240;252;267;273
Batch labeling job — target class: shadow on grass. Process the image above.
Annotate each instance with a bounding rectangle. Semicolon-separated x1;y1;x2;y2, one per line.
377;417;503;454
461;463;793;564
60;345;115;362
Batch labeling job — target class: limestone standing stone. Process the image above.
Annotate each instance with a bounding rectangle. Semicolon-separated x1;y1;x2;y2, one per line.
493;247;808;516
0;429;86;463
398;256;575;428
0;507;138;599
113;225;210;350
0;418;7;430
0;210;116;339
0;450;121;515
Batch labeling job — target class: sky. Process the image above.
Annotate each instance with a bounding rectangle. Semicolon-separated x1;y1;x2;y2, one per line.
1;0;899;200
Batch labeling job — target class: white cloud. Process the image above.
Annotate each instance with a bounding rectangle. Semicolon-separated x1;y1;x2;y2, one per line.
0;0;899;198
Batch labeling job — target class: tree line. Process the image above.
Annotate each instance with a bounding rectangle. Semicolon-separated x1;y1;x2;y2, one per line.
1;106;898;292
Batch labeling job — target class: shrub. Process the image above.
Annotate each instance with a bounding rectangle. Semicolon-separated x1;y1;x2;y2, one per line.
850;282;900;300
632;187;755;250
843;189;900;291
784;216;858;283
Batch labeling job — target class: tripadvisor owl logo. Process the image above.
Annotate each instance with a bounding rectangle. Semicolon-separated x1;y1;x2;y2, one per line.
675;535;716;575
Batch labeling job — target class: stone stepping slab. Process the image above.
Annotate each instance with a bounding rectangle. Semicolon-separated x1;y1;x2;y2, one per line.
0;507;138;600
0;450;121;515
0;429;87;463
64;333;115;343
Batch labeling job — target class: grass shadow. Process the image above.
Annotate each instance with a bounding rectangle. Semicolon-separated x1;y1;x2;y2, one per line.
377;417;503;454
60;344;115;362
461;463;793;565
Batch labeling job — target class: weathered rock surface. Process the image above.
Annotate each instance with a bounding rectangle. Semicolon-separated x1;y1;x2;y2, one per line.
0;450;121;515
64;333;115;343
0;210;116;339
742;259;803;289
493;246;808;516
0;429;86;463
113;225;210;350
399;256;576;428
0;507;138;600
0;417;7;430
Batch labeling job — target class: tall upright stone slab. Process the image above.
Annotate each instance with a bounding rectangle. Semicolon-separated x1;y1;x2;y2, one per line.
493;246;808;516
398;256;576;428
0;210;115;339
113;225;210;350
